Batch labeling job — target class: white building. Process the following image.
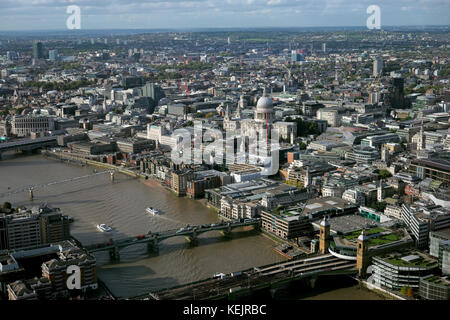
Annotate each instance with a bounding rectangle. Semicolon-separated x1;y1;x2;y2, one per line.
342;188;365;205
318;108;341;127
11;115;55;137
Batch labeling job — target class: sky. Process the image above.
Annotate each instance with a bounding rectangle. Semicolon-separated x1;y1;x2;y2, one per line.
0;0;449;31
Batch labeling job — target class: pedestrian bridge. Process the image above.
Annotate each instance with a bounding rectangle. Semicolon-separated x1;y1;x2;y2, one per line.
84;219;261;259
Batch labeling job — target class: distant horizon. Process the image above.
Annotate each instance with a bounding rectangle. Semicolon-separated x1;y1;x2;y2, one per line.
1;0;449;32
0;24;449;34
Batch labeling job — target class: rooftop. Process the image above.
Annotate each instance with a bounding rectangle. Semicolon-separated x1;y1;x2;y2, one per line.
377;250;438;269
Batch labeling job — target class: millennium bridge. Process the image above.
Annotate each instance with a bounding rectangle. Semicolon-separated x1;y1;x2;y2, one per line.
83;219;261;260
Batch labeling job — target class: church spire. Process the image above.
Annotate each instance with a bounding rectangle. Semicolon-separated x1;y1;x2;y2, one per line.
224;104;230;121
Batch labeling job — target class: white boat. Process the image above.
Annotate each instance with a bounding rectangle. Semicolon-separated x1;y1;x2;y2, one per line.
96;224;112;232
146;207;160;215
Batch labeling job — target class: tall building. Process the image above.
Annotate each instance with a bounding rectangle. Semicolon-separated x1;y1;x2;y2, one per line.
390;77;407;108
32;42;45;60
377;179;385;202
319;217;330;254
401;203;450;248
48;50;58;62
291;50;304;62
141;82;165;104
322;43;326;53
357;230;370;277
373;57;383;77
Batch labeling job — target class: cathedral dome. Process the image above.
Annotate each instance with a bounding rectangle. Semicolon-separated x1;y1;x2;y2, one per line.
256;88;273;111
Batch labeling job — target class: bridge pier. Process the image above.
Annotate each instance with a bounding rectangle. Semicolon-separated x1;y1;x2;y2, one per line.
109;246;120;261
220;224;232;238
308;275;318;289
110;172;115;182
186;235;198;245
269;288;280;299
29;189;34;201
147;239;159;253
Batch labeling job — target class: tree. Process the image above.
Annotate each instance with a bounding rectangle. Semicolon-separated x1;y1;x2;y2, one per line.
400;286;408;295
367;201;387;212
298;142;307;150
407;287;414;298
379;169;392;179
2;202;12;210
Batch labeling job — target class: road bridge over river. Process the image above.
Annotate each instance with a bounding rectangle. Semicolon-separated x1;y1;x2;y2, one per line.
83;219;261;260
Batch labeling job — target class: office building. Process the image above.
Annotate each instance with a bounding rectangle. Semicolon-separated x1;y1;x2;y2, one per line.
32;42;45;60
419;275;450;300
7;278;52;300
48;50;58;62
373;58;383;77
372;250;438;290
402;202;450;248
11;115;55;137
360;133;400;150
261;208;312;240
291;50;304;62
0;205;72;250
318;108;341;127
408;157;450;187
41;244;97;296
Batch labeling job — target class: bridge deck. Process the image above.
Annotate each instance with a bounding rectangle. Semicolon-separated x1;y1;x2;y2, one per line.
85;220;261;252
140;255;356;300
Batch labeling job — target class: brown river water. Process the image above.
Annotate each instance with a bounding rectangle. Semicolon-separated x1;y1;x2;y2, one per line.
0;154;383;300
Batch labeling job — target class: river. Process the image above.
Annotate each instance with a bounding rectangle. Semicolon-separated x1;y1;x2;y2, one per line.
0;154;285;298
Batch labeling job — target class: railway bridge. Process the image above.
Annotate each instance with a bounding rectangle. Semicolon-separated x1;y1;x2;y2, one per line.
132;254;357;300
0;136;58;159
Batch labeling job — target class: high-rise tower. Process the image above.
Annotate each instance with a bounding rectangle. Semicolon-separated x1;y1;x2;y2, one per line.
357;230;370;278
319;217;330;254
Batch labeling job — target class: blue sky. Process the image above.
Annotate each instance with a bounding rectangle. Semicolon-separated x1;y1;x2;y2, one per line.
0;0;449;31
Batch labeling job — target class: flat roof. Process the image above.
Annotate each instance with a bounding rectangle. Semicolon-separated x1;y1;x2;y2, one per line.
431;227;450;240
326;214;378;234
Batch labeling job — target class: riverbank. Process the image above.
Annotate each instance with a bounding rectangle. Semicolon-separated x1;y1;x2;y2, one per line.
272;275;388;300
359;280;406;300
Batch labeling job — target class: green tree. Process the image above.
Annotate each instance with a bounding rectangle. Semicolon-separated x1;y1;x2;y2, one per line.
400;286;408;295
379;169;393;179
2;202;12;210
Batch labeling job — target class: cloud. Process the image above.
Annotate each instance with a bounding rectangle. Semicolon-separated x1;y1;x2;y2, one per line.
0;0;448;30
